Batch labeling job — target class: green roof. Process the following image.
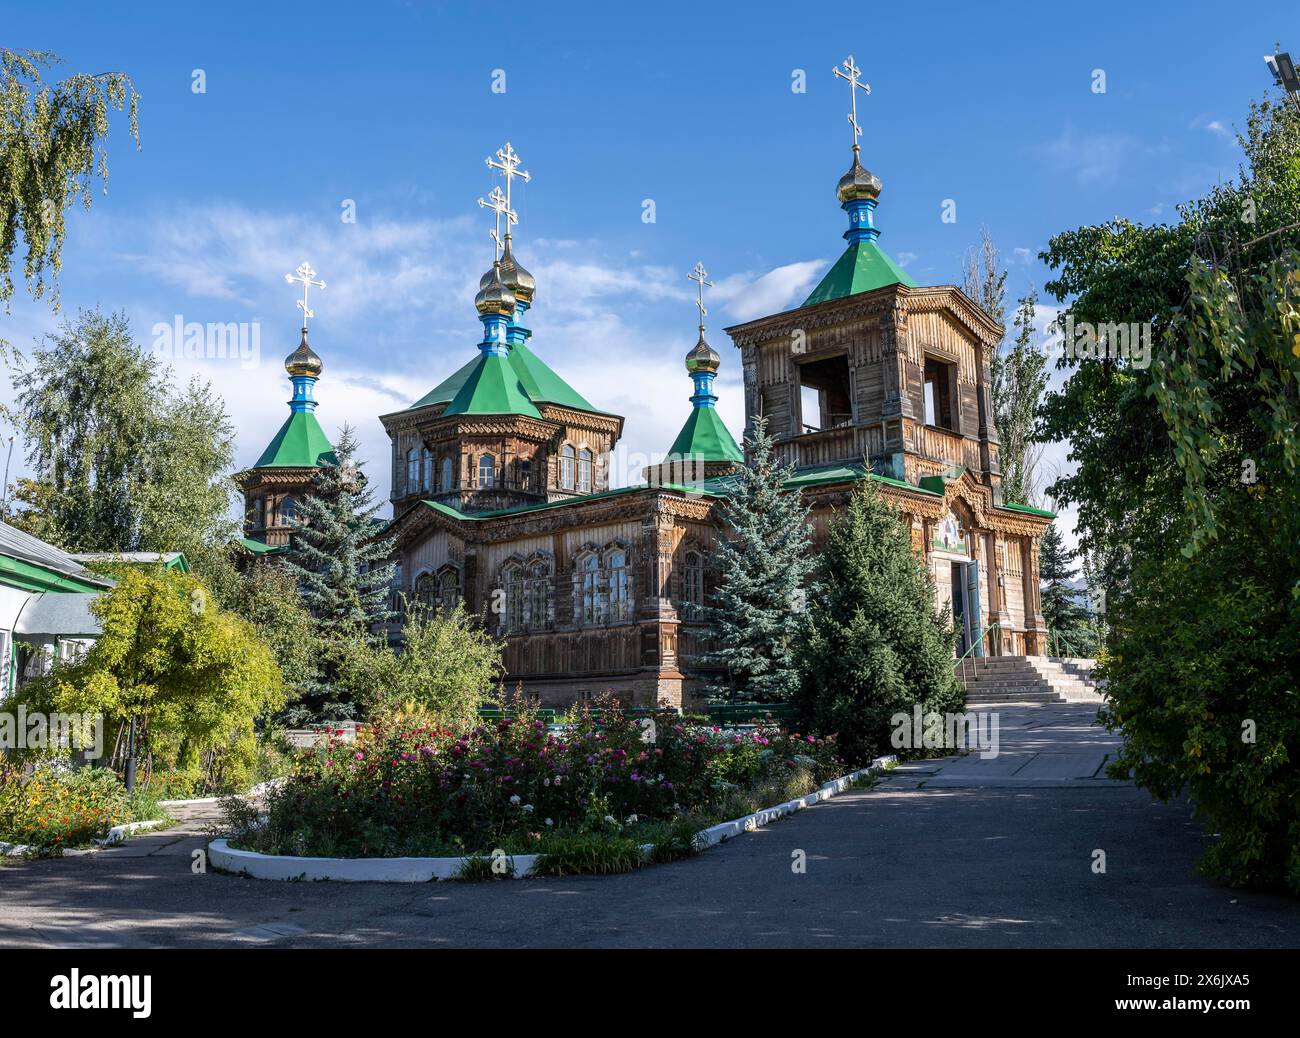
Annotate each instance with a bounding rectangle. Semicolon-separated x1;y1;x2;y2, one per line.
801;238;918;307
1000;501;1057;518
238;537;289;556
444;351;542;418
254;410;337;468
665;407;744;463
411;341;606;416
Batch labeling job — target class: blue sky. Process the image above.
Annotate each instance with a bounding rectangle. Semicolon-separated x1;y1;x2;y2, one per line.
1;0;1290;546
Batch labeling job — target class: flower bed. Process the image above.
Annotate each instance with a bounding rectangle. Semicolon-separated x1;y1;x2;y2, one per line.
222;701;846;864
0;759;131;850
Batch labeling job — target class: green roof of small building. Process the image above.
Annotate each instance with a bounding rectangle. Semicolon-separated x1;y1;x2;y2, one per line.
665;407;744;463
254;411;337;468
444;351;542;418
411;341;606;416
801;238;918;307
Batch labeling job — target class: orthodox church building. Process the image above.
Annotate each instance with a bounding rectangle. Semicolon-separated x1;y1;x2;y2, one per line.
240;63;1053;710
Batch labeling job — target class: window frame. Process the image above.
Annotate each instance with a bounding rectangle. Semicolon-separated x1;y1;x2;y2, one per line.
560;444;576;491
577;448;593;494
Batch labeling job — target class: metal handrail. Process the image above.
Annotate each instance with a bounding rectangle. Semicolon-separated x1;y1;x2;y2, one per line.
953;621;1000;685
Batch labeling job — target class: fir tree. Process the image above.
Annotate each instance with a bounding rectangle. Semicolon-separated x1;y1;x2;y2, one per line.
699;415;812;702
1039;524;1094;656
794;480;962;765
280;424;395;720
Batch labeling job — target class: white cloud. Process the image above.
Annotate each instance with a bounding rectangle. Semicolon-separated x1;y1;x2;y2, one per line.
1030;124;1171;187
1190;114;1232;140
712;259;827;323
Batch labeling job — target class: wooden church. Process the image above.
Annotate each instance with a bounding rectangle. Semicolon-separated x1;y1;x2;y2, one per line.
239;65;1053;710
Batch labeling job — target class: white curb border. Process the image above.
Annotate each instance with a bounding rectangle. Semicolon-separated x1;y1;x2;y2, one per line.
207;754;896;882
1;817;168;857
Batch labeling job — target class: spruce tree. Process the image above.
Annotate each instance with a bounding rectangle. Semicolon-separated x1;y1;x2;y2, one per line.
699;415;812;703
794;479;961;764
1039;524;1094;656
281;424;395;720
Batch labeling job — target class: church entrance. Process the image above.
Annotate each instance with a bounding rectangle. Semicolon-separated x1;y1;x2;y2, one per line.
950;559;983;657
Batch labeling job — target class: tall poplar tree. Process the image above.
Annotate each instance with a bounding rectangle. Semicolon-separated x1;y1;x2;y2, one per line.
699;416;813;702
9;308;237;555
998;291;1048;504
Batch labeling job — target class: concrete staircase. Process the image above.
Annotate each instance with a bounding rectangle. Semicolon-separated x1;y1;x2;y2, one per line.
958;655;1105;706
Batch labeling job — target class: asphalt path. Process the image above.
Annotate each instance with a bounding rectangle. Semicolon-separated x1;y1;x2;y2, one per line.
2;704;1297;948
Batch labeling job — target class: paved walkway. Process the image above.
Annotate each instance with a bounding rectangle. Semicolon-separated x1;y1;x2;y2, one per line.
2;704;1298;948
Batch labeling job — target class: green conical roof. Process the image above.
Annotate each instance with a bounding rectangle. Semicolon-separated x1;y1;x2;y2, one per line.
666;407;743;463
444;351;542;418
254;410;337;468
801;238;917;307
410;341;605;415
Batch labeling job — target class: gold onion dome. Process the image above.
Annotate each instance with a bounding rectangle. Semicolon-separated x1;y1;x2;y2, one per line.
837;153;882;203
474;261;517;316
284;329;323;377
497;236;535;304
685;329;721;374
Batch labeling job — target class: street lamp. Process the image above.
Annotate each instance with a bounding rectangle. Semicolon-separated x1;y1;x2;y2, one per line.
1264;51;1300;112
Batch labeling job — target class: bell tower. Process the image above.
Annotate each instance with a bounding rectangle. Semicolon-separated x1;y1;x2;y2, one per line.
723;56;1003;499
239;262;337;548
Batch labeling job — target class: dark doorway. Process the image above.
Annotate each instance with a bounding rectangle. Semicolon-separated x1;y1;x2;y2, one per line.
951;561;967;655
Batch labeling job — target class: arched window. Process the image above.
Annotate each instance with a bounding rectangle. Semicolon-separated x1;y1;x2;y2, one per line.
577;448;593;494
440;456;453;492
683;550;704;620
438;569;459;612
415;572;437;609
607;550;629;621
502;564;524;633
578;554;601;625
478;454;496;488
406;448;419;491
421;448;433;491
526;560;550;630
279;495;296;524
560;444;576;491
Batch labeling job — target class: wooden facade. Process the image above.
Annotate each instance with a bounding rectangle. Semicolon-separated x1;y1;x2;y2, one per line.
375;279;1052;710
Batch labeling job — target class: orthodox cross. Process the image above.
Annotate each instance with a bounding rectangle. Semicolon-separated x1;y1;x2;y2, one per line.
485;142;530;220
833;55;871;151
284;262;326;329
477;185;516;259
687;261;713;326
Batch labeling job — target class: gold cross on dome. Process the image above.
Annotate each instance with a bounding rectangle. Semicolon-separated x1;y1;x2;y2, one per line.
833;54;871;151
477;185;517;260
687;261;713;325
284;262;326;329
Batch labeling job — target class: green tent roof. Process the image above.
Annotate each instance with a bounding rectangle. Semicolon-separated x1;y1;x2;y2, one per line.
665;407;743;463
254;410;337;468
444;351;542;418
801;238;917;307
411;340;605;416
